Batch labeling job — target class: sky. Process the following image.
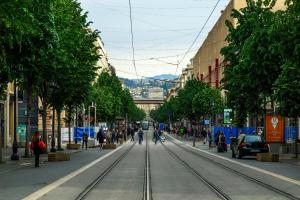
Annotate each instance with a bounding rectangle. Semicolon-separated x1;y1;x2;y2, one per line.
78;0;230;79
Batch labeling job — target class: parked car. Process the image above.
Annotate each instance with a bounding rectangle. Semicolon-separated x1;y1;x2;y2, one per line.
231;134;269;159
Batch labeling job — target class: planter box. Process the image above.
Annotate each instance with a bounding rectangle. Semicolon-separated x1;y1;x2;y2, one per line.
67;143;81;150
48;152;70;162
256;153;279;162
103;144;117;149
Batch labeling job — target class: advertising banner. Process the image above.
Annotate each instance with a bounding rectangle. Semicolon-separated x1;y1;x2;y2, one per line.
223;109;233;124
17;124;26;143
61;128;73;142
265;115;284;143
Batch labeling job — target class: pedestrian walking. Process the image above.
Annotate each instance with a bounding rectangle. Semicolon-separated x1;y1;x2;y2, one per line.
138;128;144;145
207;130;212;148
116;130;119;144
130;127;135;141
82;131;88;150
201;128;207;144
31;131;45;168
215;130;221;146
97;129;105;151
111;129;116;144
153;128;159;144
218;132;227;152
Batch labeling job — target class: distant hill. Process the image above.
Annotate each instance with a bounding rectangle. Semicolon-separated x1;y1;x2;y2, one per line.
119;74;178;96
149;74;178;80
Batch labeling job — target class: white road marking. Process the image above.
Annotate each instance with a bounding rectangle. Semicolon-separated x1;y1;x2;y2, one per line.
167;134;300;186
19;162;32;166
22;141;130;200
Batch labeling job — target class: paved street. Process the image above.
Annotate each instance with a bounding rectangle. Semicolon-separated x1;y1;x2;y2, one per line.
1;128;300;200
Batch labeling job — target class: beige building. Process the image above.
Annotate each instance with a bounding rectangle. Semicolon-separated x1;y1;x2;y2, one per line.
95;36;109;75
135;99;164;120
1;83;15;147
148;87;164;100
192;0;286;88
180;64;193;89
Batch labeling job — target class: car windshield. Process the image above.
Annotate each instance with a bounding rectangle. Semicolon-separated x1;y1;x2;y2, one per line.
244;135;262;143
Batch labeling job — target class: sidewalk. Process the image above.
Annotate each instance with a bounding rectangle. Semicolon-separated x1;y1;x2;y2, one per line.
166;133;300;181
0;141;128;200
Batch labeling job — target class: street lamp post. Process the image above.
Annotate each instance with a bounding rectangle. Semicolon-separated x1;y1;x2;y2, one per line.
88;103;96;138
11;81;19;160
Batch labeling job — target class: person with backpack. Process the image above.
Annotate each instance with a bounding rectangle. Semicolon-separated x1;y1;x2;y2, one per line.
31;131;45;168
97;129;104;151
138;128;144;145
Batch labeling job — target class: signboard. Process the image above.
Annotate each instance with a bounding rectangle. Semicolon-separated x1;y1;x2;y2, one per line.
204;119;210;125
17;124;26;143
223;109;233;124
265;115;284;143
61;128;73;142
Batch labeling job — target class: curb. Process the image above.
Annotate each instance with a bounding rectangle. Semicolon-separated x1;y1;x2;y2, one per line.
165;133;300;186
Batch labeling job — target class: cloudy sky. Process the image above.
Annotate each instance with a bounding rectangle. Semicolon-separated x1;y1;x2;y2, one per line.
78;0;230;79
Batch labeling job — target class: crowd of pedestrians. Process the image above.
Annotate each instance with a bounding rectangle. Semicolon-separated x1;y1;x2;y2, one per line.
170;125;227;152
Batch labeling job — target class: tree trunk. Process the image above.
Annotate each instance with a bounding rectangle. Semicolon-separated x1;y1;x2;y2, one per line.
42;99;48;150
57;110;62;150
0;106;3;162
25;88;32;157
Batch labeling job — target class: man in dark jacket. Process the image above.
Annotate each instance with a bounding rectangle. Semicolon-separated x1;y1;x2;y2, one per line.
96;129;104;151
82;132;88;150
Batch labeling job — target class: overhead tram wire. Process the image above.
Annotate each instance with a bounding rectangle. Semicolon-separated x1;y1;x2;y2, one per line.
128;0;139;80
175;0;222;75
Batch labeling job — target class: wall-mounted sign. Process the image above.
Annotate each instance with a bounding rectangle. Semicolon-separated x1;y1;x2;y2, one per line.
265;115;284;143
224;109;233;124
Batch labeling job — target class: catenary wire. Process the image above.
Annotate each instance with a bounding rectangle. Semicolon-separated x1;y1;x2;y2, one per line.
128;0;139;80
175;0;222;75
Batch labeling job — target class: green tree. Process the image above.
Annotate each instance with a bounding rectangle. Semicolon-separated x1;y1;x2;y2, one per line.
49;0;98;148
192;86;224;121
177;79;206;121
274;0;300;118
221;0;279;128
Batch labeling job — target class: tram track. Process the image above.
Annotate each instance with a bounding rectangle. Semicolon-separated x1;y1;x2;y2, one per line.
74;142;136;200
161;141;231;200
166;135;300;200
143;132;152;200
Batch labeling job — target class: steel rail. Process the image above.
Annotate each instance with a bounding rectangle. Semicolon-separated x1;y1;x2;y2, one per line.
166;136;300;200
143;133;152;200
75;142;136;200
161;141;231;200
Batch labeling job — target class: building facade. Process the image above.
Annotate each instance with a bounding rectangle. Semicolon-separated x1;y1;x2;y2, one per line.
192;0;286;88
95;36;109;75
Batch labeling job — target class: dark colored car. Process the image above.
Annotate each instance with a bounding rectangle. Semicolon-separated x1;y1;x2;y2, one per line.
232;134;269;159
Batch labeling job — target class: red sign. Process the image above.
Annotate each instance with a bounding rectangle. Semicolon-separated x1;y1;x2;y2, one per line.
265;115;284;143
